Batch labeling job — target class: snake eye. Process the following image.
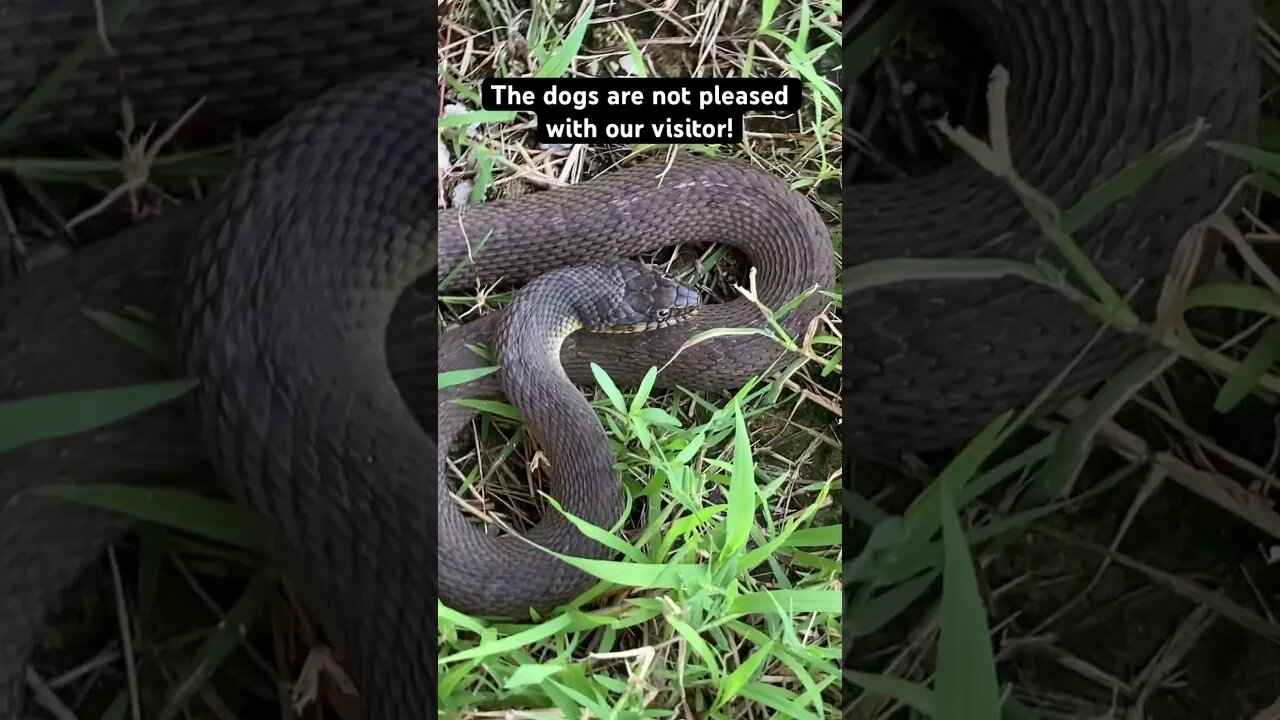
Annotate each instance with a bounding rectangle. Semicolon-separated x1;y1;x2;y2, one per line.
655;309;671;322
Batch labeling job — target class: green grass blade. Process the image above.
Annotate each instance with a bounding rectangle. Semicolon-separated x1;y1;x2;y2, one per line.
589;362;628;414
541;494;646;562
0;380;197;454
902;410;1014;538
848;571;937;638
438;366;498;389
547;553;707;590
783;524;840;546
739;681;826;719
504;664;565;689
439;109;518;129
33;484;266;551
1062;119;1206;233
533;1;594;78
935;480;1002;719
450;397;520;420
714;642;773;709
1027;348;1176;504
843;257;1058;295
439;614;576;663
84;309;174;365
1215;321;1280;412
158;571;273;720
1183;282;1280;317
619;30;649;78
628;366;658;414
720;404;757;561
845;671;936;715
726;589;840;615
1209;138;1280;175
668;614;725;677
846;1;921;82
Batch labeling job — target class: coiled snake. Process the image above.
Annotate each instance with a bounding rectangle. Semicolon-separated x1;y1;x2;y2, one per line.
0;0;1261;717
438;155;835;615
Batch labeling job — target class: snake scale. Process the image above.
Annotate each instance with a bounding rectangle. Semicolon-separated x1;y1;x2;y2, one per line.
0;0;1261;718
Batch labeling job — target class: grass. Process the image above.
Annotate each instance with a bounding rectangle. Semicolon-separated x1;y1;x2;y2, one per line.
0;0;842;718
0;7;287;718
437;0;842;716
846;2;1280;719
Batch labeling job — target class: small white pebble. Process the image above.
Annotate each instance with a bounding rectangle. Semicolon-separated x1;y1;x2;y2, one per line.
1267;545;1279;565
451;180;473;207
442;102;483;140
618;54;639;76
437;138;451;172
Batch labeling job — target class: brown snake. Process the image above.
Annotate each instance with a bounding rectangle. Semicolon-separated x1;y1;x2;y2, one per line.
843;0;1258;453
437;154;835;616
0;3;438;717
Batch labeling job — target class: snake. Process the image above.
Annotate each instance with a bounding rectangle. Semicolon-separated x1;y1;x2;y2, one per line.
437;156;835;615
843;0;1259;454
0;0;1262;716
442;260;704;612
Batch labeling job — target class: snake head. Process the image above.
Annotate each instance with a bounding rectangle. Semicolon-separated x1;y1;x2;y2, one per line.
584;260;701;334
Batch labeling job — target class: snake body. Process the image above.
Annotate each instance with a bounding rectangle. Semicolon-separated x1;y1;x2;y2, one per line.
453;261;703;613
3;71;441;720
0;0;1261;716
437;158;834;615
844;0;1259;453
